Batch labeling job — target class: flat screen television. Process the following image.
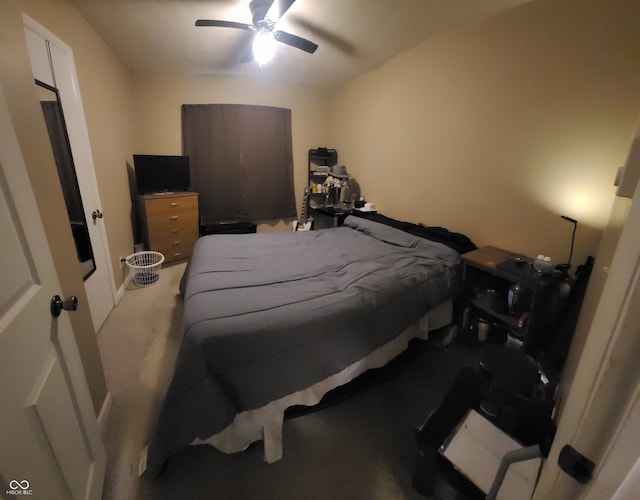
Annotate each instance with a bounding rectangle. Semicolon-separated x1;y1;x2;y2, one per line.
133;154;190;194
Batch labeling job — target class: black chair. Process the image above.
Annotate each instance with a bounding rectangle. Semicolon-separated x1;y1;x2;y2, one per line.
412;345;556;499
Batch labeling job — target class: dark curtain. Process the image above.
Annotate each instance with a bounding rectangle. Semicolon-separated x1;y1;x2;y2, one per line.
182;104;296;222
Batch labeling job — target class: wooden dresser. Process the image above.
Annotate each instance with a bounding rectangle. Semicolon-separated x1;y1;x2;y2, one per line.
138;192;199;264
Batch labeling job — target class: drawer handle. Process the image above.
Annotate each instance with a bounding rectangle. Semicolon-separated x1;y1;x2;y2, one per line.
170;228;180;234
169;202;178;207
172;240;182;246
169;215;179;221
173;252;182;258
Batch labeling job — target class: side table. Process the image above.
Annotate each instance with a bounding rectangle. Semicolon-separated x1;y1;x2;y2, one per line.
461;246;563;357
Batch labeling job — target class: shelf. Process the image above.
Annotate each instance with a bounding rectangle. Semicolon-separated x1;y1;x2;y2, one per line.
308;148;339;228
461;245;562;356
309;147;337;167
469;297;526;332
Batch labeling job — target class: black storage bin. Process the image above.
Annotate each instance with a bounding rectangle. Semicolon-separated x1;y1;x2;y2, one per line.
200;219;257;236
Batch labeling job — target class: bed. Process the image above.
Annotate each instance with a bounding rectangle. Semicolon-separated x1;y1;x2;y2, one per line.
143;215;467;476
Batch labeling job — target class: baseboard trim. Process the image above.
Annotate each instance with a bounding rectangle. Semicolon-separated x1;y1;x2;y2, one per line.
115;284;124;305
98;391;113;435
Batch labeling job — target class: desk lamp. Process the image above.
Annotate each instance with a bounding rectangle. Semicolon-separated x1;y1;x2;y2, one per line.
558;215;578;273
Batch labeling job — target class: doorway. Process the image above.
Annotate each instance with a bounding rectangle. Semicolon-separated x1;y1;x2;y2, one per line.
23;16;116;331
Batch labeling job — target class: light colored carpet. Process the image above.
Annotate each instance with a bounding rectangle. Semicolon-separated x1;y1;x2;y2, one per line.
98;262;187;499
97;262;477;499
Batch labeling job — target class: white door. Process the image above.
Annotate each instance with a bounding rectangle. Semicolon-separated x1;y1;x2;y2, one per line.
23;15;115;332
532;128;640;498
0;84;105;498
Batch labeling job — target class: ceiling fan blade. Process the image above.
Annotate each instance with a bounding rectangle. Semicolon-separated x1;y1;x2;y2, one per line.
273;30;318;54
267;0;297;21
280;0;297;15
195;19;254;31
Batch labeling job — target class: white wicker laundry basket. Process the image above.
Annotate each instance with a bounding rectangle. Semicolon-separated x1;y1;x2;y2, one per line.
125;251;165;287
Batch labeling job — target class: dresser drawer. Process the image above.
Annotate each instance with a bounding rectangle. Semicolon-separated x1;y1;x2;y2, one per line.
148;228;199;248
144;194;198;215
150;233;198;263
146;209;198;236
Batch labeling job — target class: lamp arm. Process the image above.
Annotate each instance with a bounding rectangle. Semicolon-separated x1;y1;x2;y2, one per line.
561;215;578;268
567;222;576;267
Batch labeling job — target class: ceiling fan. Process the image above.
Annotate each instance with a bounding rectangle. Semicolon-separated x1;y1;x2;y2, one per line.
196;0;318;64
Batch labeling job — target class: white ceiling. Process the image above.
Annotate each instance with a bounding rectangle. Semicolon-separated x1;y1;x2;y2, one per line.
69;0;531;90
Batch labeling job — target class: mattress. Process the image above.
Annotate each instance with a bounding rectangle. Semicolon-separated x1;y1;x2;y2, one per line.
143;216;461;476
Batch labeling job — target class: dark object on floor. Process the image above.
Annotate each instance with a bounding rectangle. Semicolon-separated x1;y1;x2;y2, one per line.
412;345;556;498
412;367;487;497
478;344;541;417
200;219;257;236
428;324;458;349
546;256;594;370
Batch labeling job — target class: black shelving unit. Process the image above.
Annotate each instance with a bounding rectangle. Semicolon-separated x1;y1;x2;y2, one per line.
308;147;338;209
461;246;563;357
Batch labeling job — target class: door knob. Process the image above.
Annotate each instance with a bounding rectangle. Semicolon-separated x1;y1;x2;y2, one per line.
50;295;78;317
92;209;103;220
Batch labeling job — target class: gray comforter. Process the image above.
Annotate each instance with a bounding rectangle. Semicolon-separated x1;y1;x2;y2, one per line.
145;216;460;475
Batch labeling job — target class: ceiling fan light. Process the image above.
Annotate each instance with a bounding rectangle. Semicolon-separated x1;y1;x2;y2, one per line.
253;29;276;66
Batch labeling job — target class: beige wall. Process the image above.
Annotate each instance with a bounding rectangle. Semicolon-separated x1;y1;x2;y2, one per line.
23;0;136;290
131;74;330;232
327;0;640;269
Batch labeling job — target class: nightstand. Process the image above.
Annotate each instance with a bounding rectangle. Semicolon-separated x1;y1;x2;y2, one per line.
460;246;563;357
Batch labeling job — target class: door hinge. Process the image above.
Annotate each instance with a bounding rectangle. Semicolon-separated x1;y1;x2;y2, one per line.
558;444;595;484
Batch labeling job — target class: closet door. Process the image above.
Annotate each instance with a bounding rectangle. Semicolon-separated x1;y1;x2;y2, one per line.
23;16;115;332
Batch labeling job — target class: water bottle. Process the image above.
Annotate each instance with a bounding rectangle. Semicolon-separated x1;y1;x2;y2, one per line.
508;283;523;315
